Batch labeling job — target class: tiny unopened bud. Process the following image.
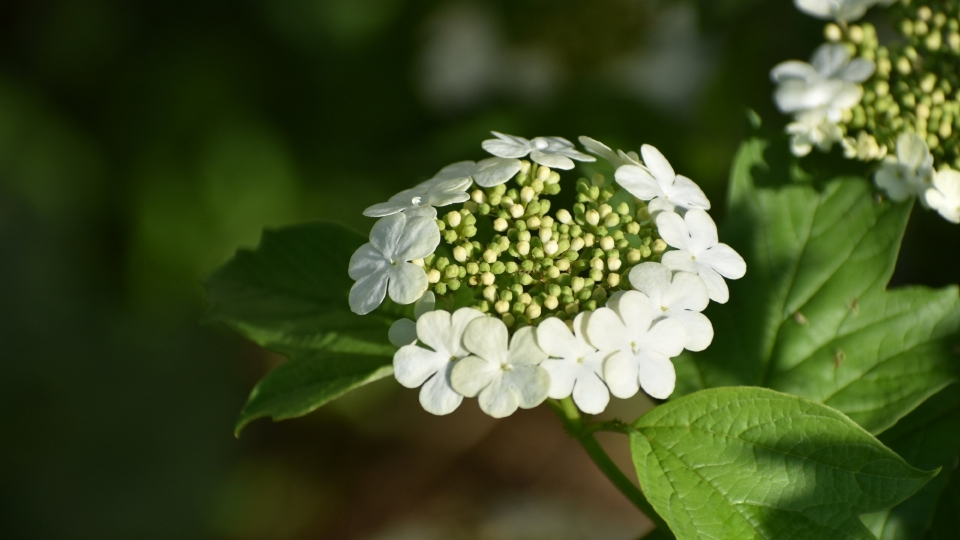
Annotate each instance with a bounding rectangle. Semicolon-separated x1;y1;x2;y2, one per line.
546;266;561;280
445;211;462;228
626;222;641;235
598;204;612;218
544;295;559;310
444;265;460;279
495;300;510;314
520;161;531;175
493;218;508;232
504;261;519;274
585;210;600;226
600;236;615;251
482;249;497;264
539;228;552;242
434;282;447;295
652;239;667;254
466;262;479;275
608;258;622;272
607;273;621;288
583;233;596;247
537;166;551;181
571;276;585;293
525;304;542;319
427;269;442;283
471;189;486;204
544;240;559;255
484;286;498;303
849;25;864;43
556;209;572;224
627;248;642;263
555;259;571;271
590;257;605;271
447;279;461;291
517;241;531;256
502;313;516;327
604;213;620;227
481;272;496;286
452;246;467;262
520;186;535;204
527;216;541;230
636;206;650;221
589;268;603;282
491;261;506;275
824;22;842;42
510;204;525;219
569;237;585;252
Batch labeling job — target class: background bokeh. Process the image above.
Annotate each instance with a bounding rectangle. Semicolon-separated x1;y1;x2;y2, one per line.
1;1;957;539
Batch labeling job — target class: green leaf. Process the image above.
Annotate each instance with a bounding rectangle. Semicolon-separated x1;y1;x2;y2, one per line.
629;387;937;540
684;138;960;434
205;221;393;355
234;350;393;436
862;385;960;540
924;466;960;540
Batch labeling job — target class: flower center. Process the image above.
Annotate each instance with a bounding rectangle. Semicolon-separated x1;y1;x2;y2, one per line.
500;363;512;371
449;356;457;362
576;357;585;364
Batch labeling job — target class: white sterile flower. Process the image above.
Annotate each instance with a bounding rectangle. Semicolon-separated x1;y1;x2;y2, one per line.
388;292;436;347
536;315;610;414
348;212;440;315
429;157;523;188
771;43;874;122
586;291;686;400
482;131;596;170
393;308;485;415
924;169;960;224
451;317;550;418
874;132;934;202
578;136;643;169
786;108;845;157
614;144;710;214
656;210;747;304
794;0;878;22
362;177;472;218
628;262;713;351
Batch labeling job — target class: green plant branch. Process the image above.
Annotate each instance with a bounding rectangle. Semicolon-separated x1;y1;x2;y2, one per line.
547;398;672;538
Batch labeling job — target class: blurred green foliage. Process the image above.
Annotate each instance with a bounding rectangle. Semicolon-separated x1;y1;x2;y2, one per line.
1;1;957;539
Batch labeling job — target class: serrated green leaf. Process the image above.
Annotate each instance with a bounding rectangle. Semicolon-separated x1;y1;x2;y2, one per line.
234;350;393;436
861;385;960;540
683;138;960;434
629;387;937;540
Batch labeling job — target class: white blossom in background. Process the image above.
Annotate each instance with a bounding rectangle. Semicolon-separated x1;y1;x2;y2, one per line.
875;133;935;203
363;177;472;218
794;0;883;22
656;210;747;304
772;43;874;122
614;145;711;215
586;291;686;400
428;157;523;188
348;213;440;315
925;169;960;224
628;262;713;351
451;318;550;418
578;136;643;169
785;109;845;157
536;315;610;414
388;292;436;347
393;308;485;415
482;132;596;170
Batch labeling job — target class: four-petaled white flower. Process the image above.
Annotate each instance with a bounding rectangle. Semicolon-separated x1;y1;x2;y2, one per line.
586;291;686;400
393;308;485;415
363;177;472;218
628;262;713;352
924;169;960;224
536;315;610;414
451;317;550;418
615;144;711;215
482;132;596;170
874;132;934;203
771;43;874;123
657;210;747;304
578;136;643;169
794;0;881;22
786;109;845;157
429;157;523;188
348;212;440;315
388;292;436;347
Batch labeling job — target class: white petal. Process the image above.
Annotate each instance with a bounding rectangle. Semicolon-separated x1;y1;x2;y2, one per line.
362;201;410;217
615;165;663;200
505;366;550;408
393;216;441;262
482;132;531;159
655;211;690;251
368;213;406;259
627;262;672;306
614;291;656;339
647;197;678;217
696;265;731;304
530;150;575;170
508;326;547;366
402;205;438;219
585;307;630;352
419;364;463;415
603;350;641;399
661;250;697;274
839;58;875;83
665;271;710;312
450;355;499;397
572;371;610;415
699;243;746;279
414;292;436;319
875;164;918;202
543;358;578;399
666;310;713;352
426;190;471;208
478;377;519;418
640;145;676;187
394;345;446;388
388;318;418;347
811;43;850;77
386;263;429;305
637;352;676;399
668;175;711;210
579;136;620;165
348;243;389;280
349;271;388;315
415;310;455;357
473;157;522;187
770;60;819;83
449;308;485;357
897;132;931;170
536;317;587;359
432;161;477;182
683;209;718;253
463;316;509;365
645;317;688;357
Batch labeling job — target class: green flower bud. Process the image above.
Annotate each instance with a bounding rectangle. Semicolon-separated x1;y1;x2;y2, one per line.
582;300;597;311
519;273;534;286
491;261;506;275
434;282;447;295
525;304;542;320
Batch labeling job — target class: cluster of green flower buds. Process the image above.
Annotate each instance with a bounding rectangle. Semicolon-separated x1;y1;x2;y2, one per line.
419;162;666;328
828;0;960;168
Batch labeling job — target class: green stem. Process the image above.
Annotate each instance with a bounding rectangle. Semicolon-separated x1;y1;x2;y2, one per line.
547;398;672;537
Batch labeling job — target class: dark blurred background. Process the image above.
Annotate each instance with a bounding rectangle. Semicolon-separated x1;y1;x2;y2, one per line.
1;1;957;539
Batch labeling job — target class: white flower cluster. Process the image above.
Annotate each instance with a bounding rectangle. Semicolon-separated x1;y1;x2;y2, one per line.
348;133;746;417
874;132;960;224
794;0;895;23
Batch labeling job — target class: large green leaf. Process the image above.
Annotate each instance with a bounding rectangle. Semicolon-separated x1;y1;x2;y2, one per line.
630;387;937;540
205;221;393;355
861;385;960;540
679;138;960;434
924;466;960;540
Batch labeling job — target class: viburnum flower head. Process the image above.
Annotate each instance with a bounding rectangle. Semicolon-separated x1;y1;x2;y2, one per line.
614;145;711;215
586;291;686;400
536;315;610;414
393;308;485;415
451;318;550;418
363;176;472;218
771;43;874;123
924;169;960;224
482;132;596;170
874;133;934;203
348;212;440;315
628;262;713;352
657;210;747;304
794;0;883;22
578;136;643;169
428;157;524;188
